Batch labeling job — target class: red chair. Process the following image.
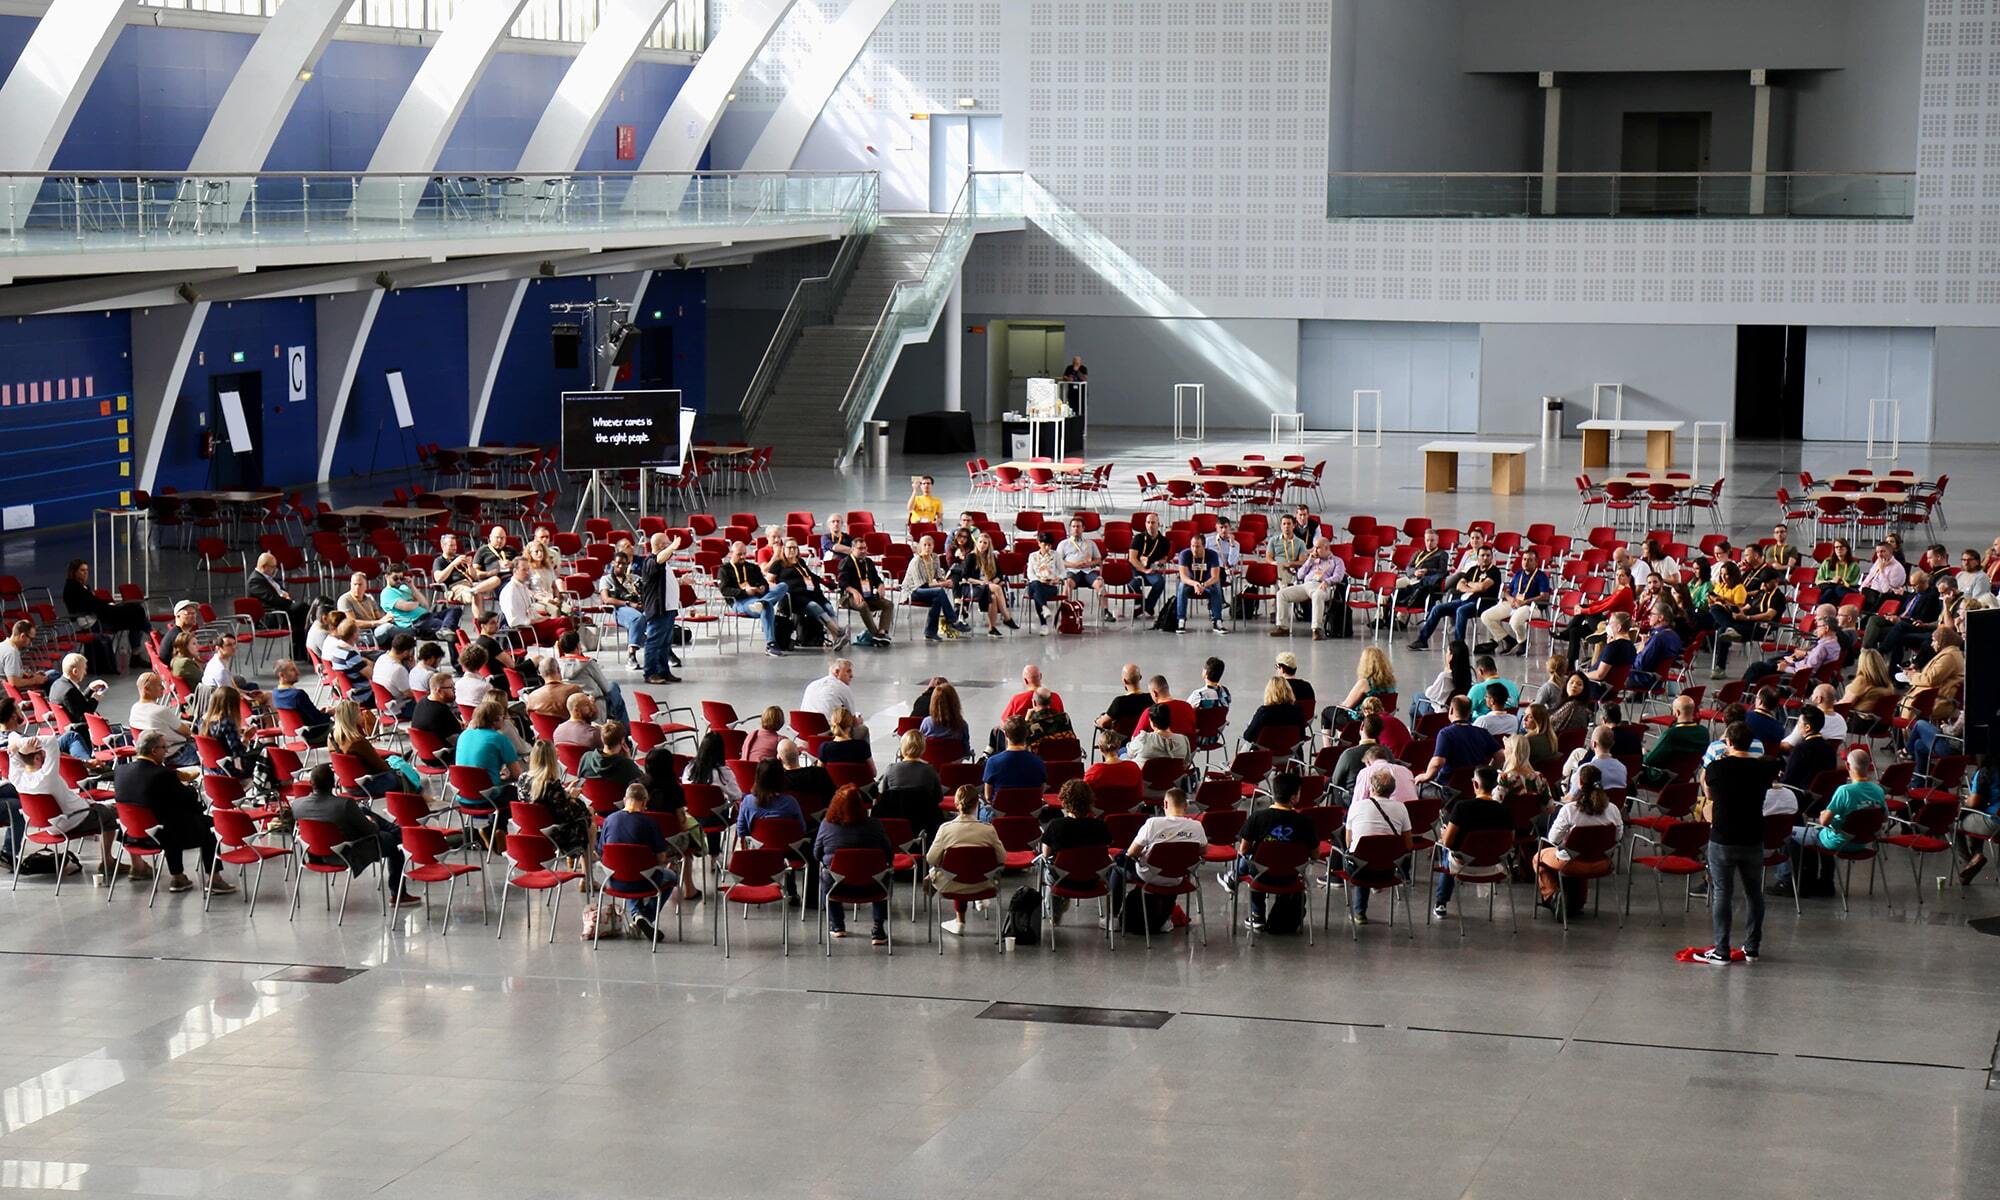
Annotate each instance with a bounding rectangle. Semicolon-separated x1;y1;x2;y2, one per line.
1427;827;1516;935
594;842;677;950
207;807;292;914
1622;820;1711;925
1133;839;1206;947
446;765;500;856
819;847;894;955
930;843;1005;952
717;846;792;957
1041;844;1115;950
1231;839;1315;944
107;802;171;906
495;832;585;942
12;792;85;895
1333;833;1409;940
1808;806;1891;914
1883;799;1957;908
1536;823;1621;929
288;817;383;926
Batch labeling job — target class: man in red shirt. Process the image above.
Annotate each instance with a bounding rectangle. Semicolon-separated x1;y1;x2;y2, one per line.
1000;663;1063;721
1131;674;1195;738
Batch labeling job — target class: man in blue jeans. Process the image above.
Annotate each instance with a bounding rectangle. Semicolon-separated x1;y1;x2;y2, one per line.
1218;773;1319;928
637;531;684;685
1409;547;1501;651
1174;532;1228;634
719;541;791;657
1128;512;1173;619
1695;722;1780;964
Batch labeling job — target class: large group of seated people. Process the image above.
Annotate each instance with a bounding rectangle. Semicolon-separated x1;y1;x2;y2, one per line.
0;483;1994;960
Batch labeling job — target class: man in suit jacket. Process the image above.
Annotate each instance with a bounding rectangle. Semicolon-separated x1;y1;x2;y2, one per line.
248;553;310;659
290;765;419;905
114;731;234;894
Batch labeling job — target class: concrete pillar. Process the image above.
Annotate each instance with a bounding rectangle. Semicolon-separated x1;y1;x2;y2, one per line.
943;273;964;413
1749;69;1772;216
1539;72;1561;216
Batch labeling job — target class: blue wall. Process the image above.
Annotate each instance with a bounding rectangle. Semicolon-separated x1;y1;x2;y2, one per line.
158;298;321;494
333;288;473;477
0;17;712;502
0;312;136;527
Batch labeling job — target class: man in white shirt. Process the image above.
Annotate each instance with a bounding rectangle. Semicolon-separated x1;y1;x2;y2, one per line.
1055;517;1109;622
200;638;264;703
1563;725;1628;797
1343;769;1413;922
0;620;49;692
127;672;198;767
498;561;539;631
372;634;417;719
1781;685;1847;747
7;731;117;873
800;660;867;743
1125;788;1205;886
1954;549;1992;602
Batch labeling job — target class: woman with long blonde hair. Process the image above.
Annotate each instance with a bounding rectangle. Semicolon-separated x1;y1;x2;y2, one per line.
521;740;589;855
1331;645;1398;727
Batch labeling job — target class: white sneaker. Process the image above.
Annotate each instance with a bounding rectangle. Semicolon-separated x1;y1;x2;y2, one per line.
1212;620;1227;634
940;918;966;936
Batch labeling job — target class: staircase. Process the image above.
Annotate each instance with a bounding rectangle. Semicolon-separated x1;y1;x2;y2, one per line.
741;215;947;465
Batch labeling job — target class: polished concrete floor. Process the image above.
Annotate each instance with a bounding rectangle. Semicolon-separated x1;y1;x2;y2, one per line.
0;426;1995;1198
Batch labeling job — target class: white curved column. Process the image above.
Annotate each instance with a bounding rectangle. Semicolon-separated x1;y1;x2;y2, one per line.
355;0;534;221
188;0;353;221
740;0;895;171
133;300;210;493
314;290;386;482
464;0;678;443
0;0;137;212
625;0;797;211
518;0;681;172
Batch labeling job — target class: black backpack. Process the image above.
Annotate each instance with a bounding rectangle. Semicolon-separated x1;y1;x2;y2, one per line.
1001;885;1041;947
1259;890;1307;935
1152;604;1180;633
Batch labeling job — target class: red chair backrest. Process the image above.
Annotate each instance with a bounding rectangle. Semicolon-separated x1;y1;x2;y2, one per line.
503;832;559;872
936;843;1004;886
1139;839;1203;880
599;842;664;885
294;818;351;861
1556;821;1619;862
726;847;786;888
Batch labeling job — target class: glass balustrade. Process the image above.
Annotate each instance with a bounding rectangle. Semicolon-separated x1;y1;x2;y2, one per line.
1327;172;1916;220
0;171;877;258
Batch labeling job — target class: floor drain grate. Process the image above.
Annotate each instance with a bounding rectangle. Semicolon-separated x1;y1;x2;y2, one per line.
976;1001;1172;1029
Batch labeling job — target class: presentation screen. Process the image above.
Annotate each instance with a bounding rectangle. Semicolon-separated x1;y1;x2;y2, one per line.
560;389;683;472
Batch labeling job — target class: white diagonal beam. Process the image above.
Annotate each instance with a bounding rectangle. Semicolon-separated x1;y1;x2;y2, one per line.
0;0;137;212
188;0;353;222
518;0;681;172
355;0;535;221
741;0;896;170
625;0;797;211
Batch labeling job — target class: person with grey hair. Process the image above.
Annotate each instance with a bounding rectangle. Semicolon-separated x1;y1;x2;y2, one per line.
48;652;105;760
1774;747;1885;898
113;731;233;895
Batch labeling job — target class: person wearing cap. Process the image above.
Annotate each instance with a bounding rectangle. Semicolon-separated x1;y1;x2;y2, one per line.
381;567;461;642
164;602;207;693
1274;652;1315;727
7;728;120;879
113;730;235;895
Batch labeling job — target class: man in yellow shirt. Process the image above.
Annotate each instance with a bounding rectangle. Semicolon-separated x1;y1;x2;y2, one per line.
907;475;944;526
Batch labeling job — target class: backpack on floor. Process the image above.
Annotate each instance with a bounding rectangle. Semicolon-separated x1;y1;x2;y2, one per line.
1260;889;1307;935
1122;889;1175;934
1001;885;1042;946
1152;605;1180;633
771;610;796;652
1318;600;1354;639
1055;600;1085;635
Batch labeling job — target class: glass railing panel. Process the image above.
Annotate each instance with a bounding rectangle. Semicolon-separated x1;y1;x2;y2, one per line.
1328;172;1915;220
0;171;876;257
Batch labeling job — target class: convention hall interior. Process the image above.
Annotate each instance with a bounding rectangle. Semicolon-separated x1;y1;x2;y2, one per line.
0;0;1994;1196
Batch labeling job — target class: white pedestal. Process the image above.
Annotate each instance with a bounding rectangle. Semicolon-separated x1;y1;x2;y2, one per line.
92;507;151;598
1172;384;1205;442
1591;382;1625;440
1270;412;1306;445
1866;398;1901;461
1349;389;1383;448
1691;420;1729;478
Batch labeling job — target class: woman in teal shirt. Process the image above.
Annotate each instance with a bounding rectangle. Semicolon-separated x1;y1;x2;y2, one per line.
454;697;521;840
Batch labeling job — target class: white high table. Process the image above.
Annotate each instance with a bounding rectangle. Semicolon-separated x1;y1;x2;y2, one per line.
1419;440;1535;495
1576;419;1683;471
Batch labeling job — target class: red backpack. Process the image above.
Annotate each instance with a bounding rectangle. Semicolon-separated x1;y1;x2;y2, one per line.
1055;599;1086;635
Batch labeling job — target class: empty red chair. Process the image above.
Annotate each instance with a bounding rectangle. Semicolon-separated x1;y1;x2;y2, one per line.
495;832;585;943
